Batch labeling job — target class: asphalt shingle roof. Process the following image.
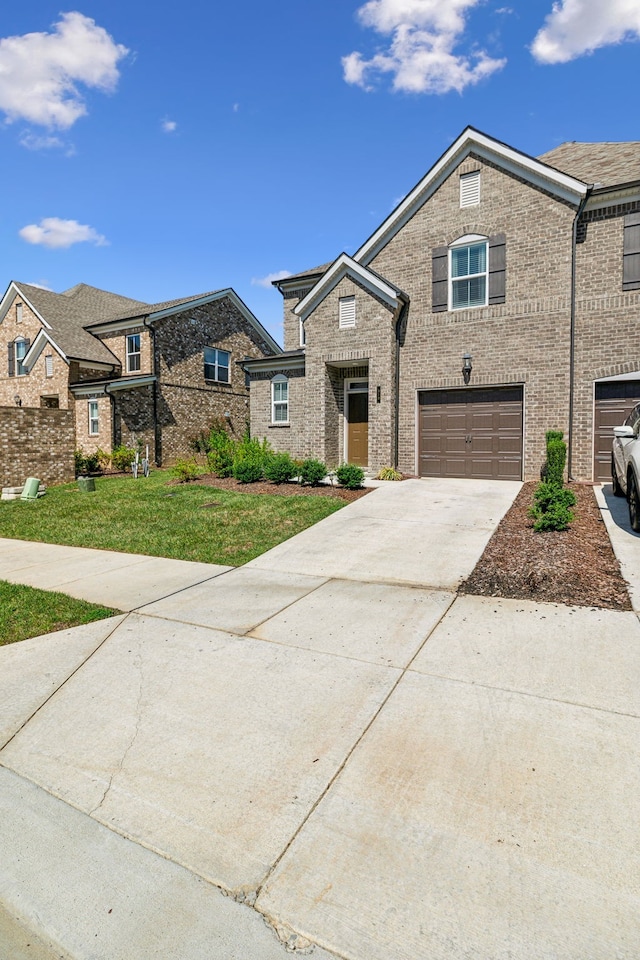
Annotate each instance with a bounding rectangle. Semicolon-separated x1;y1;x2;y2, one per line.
538;142;640;188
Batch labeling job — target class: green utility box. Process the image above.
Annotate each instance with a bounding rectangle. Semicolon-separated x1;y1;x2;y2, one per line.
21;478;41;500
77;477;96;493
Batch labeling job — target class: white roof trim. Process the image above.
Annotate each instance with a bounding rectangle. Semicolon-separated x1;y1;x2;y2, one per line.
294;254;402;320
355;127;589;266
22;329;69;371
107;375;156;392
0;282;52;330
242;354;305;373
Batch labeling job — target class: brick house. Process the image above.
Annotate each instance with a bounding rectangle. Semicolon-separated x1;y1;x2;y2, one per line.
0;282;279;464
243;127;640;482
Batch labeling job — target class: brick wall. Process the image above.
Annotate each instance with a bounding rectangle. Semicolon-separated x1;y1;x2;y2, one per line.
0;297;73;410
0;406;75;486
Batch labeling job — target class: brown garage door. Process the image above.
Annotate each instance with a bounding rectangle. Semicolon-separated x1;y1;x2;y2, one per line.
594;381;640;481
418;387;523;481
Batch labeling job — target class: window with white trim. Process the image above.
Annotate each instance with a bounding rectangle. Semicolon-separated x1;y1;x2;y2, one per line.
450;239;488;310
45;354;53;377
299;319;306;347
271;375;289;423
88;400;99;435
339;295;356;329
15;338;28;376
460;171;480;208
204;347;230;383
126;333;141;372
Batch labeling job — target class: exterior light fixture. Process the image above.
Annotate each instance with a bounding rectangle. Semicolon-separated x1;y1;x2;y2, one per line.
224;410;231;420
462;354;473;385
14;395;22;407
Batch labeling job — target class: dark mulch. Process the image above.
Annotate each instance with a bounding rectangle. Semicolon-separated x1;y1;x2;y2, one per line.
180;474;373;502
460;482;631;610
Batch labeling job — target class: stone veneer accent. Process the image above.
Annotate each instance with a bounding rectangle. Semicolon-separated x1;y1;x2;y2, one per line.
0;406;75;486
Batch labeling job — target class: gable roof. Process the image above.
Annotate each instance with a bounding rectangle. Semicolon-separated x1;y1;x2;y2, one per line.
354;126;589;266
294;254;407;321
10;283;122;367
538;142;640;189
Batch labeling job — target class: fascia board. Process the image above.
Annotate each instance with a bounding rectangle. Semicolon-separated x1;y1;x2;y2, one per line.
107;375;157;392
75;357;120;370
0;282;52;329
85;316;147;334
242;355;305;373
585;183;640;212
22;329;69;370
294;255;400;319
147;289;282;355
70;383;110;397
355;128;589;266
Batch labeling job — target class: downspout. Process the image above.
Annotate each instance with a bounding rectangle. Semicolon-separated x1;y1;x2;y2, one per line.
394;299;409;469
567;189;591;481
143;317;160;466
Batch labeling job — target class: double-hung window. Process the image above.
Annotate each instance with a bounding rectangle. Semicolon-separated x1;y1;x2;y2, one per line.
126;334;141;372
271;376;289;423
204;347;230;383
450;239;488;310
88;400;99;435
15;338;28;376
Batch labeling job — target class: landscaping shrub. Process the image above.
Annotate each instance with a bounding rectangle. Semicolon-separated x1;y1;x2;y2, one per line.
111;445;137;473
206;426;236;478
232;436;271;483
171;457;200;482
336;463;365;489
529;479;576;532
74;450;101;477
263;451;297;484
376;466;402;481
546;437;567;487
95;448;111;470
299;458;327;486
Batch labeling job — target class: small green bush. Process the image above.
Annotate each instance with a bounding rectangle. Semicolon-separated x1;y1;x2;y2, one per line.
529;482;576;532
546;437;567;487
376;466;402;481
111;445;136;472
336;463;365;489
95;448;111;470
206;428;236;478
545;429;564;445
74;450;101;477
299;458;327;486
232;436;271;483
264;451;297;484
171;457;200;482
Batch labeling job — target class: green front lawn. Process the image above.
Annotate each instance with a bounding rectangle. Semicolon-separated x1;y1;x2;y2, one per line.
0;580;119;646
0;471;345;566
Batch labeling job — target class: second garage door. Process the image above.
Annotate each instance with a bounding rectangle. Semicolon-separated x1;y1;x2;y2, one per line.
418;386;523;481
593;380;640;481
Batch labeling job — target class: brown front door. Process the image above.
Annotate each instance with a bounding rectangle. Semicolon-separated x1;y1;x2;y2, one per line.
594;381;640;481
348;391;369;467
418;387;523;481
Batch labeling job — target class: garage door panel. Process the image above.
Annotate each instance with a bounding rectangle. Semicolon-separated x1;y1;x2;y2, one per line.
418;387;523;481
594;381;640;481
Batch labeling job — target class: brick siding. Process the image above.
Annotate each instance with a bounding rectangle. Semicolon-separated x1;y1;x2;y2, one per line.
0;406;75;486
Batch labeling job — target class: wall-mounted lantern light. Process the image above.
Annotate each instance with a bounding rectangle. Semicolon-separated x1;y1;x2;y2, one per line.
462;354;473;385
14;395;22;407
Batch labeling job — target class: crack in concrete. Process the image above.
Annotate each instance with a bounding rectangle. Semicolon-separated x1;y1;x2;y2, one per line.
89;646;145;817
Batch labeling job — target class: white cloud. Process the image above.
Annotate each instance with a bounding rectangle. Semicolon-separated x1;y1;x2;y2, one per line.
532;0;640;63
0;12;128;129
251;270;293;288
162;118;177;133
19;218;108;250
342;0;506;94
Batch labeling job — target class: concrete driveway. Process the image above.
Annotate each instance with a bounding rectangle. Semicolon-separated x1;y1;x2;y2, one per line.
2;477;640;959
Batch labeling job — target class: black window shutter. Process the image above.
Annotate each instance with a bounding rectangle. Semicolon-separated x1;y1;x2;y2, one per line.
7;342;14;377
623;213;640;291
432;246;448;312
488;234;506;304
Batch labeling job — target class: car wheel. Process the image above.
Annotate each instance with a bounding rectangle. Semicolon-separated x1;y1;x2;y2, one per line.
612;455;625;497
629;473;640;533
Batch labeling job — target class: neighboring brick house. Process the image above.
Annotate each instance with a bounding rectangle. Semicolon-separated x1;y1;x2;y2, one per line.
243;127;640;482
0;282;279;464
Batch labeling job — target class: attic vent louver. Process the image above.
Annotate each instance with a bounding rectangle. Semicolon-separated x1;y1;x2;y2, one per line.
460;171;480;208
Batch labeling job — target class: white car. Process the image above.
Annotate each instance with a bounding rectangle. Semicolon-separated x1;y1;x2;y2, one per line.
612;402;640;531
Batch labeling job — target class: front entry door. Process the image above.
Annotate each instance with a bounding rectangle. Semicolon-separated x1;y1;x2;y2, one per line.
347;387;369;467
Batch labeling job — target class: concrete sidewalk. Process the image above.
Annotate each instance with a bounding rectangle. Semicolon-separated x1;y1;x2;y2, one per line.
2;477;640;959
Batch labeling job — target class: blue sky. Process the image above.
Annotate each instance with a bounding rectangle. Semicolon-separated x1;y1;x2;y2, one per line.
1;1;639;343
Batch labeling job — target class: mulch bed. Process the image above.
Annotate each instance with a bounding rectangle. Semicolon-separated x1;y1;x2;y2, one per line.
460;482;631;610
178;473;373;503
